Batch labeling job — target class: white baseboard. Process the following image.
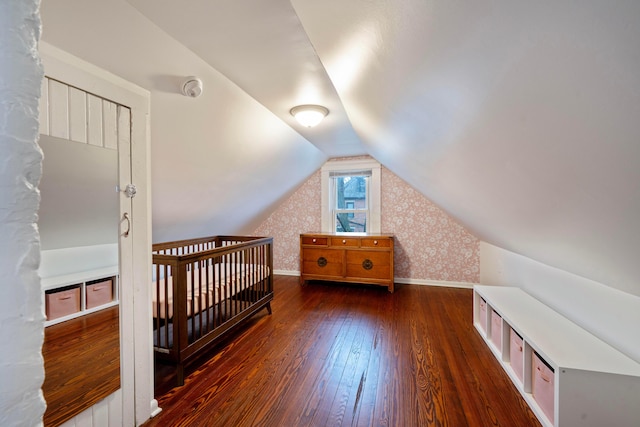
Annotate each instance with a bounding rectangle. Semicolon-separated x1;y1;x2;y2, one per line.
394;277;475;289
150;399;162;418
274;269;299;276
275;270;475;289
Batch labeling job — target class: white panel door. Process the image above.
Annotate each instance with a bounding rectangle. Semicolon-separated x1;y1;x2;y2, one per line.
40;42;153;427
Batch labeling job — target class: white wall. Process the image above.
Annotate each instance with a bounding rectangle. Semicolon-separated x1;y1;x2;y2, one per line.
0;1;47;426
481;242;640;364
293;0;640;298
40;0;327;243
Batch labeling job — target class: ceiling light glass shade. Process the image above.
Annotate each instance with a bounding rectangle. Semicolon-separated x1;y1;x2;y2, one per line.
290;104;329;127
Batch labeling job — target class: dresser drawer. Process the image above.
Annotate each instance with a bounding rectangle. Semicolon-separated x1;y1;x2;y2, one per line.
345;250;391;280
301;248;343;277
330;237;359;247
360;237;391;248
301;236;328;246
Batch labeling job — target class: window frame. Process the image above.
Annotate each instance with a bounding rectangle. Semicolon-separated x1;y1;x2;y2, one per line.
321;158;381;233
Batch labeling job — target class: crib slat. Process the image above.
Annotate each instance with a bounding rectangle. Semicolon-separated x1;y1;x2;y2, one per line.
189;262;196;343
163;265;170;349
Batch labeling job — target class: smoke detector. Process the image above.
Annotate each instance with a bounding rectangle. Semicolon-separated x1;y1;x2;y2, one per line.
182;76;203;98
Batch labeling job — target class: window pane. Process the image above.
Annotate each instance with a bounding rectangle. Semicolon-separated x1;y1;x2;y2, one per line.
332;174;368;233
336;177;348;209
335;176;367;209
335;211;367;232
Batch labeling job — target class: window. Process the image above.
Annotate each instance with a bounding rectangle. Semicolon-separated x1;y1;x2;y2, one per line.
321;158;381;233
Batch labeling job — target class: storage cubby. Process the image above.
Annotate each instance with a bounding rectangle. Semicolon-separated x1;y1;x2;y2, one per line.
490;309;503;351
509;328;524;384
43;266;118;326
478;297;487;332
473;285;640;427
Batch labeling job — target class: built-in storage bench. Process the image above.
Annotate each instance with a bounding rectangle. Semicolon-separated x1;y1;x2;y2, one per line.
43;266;118;326
473;285;640;427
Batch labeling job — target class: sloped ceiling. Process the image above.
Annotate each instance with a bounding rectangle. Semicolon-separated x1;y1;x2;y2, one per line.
41;0;640;296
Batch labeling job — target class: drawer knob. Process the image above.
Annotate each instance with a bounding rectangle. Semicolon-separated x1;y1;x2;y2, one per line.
362;259;374;270
342;239;346;244
317;257;328;267
374;240;378;245
312;238;316;243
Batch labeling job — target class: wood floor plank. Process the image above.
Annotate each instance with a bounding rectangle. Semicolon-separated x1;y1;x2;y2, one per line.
324;300;371;426
345;298;383;427
289;290;356;425
144;276;541;427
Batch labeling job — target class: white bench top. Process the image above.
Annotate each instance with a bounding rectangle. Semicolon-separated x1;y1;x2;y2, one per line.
475;285;640;377
41;266;118;291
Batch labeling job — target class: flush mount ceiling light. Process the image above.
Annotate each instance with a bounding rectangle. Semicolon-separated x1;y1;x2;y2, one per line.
290;104;329;127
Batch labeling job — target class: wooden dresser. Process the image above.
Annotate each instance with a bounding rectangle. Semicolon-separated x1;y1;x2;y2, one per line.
300;232;395;292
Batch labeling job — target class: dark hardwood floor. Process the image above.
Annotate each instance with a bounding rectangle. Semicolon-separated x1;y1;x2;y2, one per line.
43;306;120;427
145;276;540;427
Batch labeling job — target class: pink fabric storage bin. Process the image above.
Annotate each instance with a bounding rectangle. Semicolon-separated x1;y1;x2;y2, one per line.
532;351;555;423
46;286;81;320
86;278;114;309
479;298;487;332
509;328;524;383
491;310;502;350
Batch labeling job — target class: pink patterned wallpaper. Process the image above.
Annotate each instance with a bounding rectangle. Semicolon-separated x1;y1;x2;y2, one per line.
380;169;479;282
253;165;480;283
253;170;322;271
